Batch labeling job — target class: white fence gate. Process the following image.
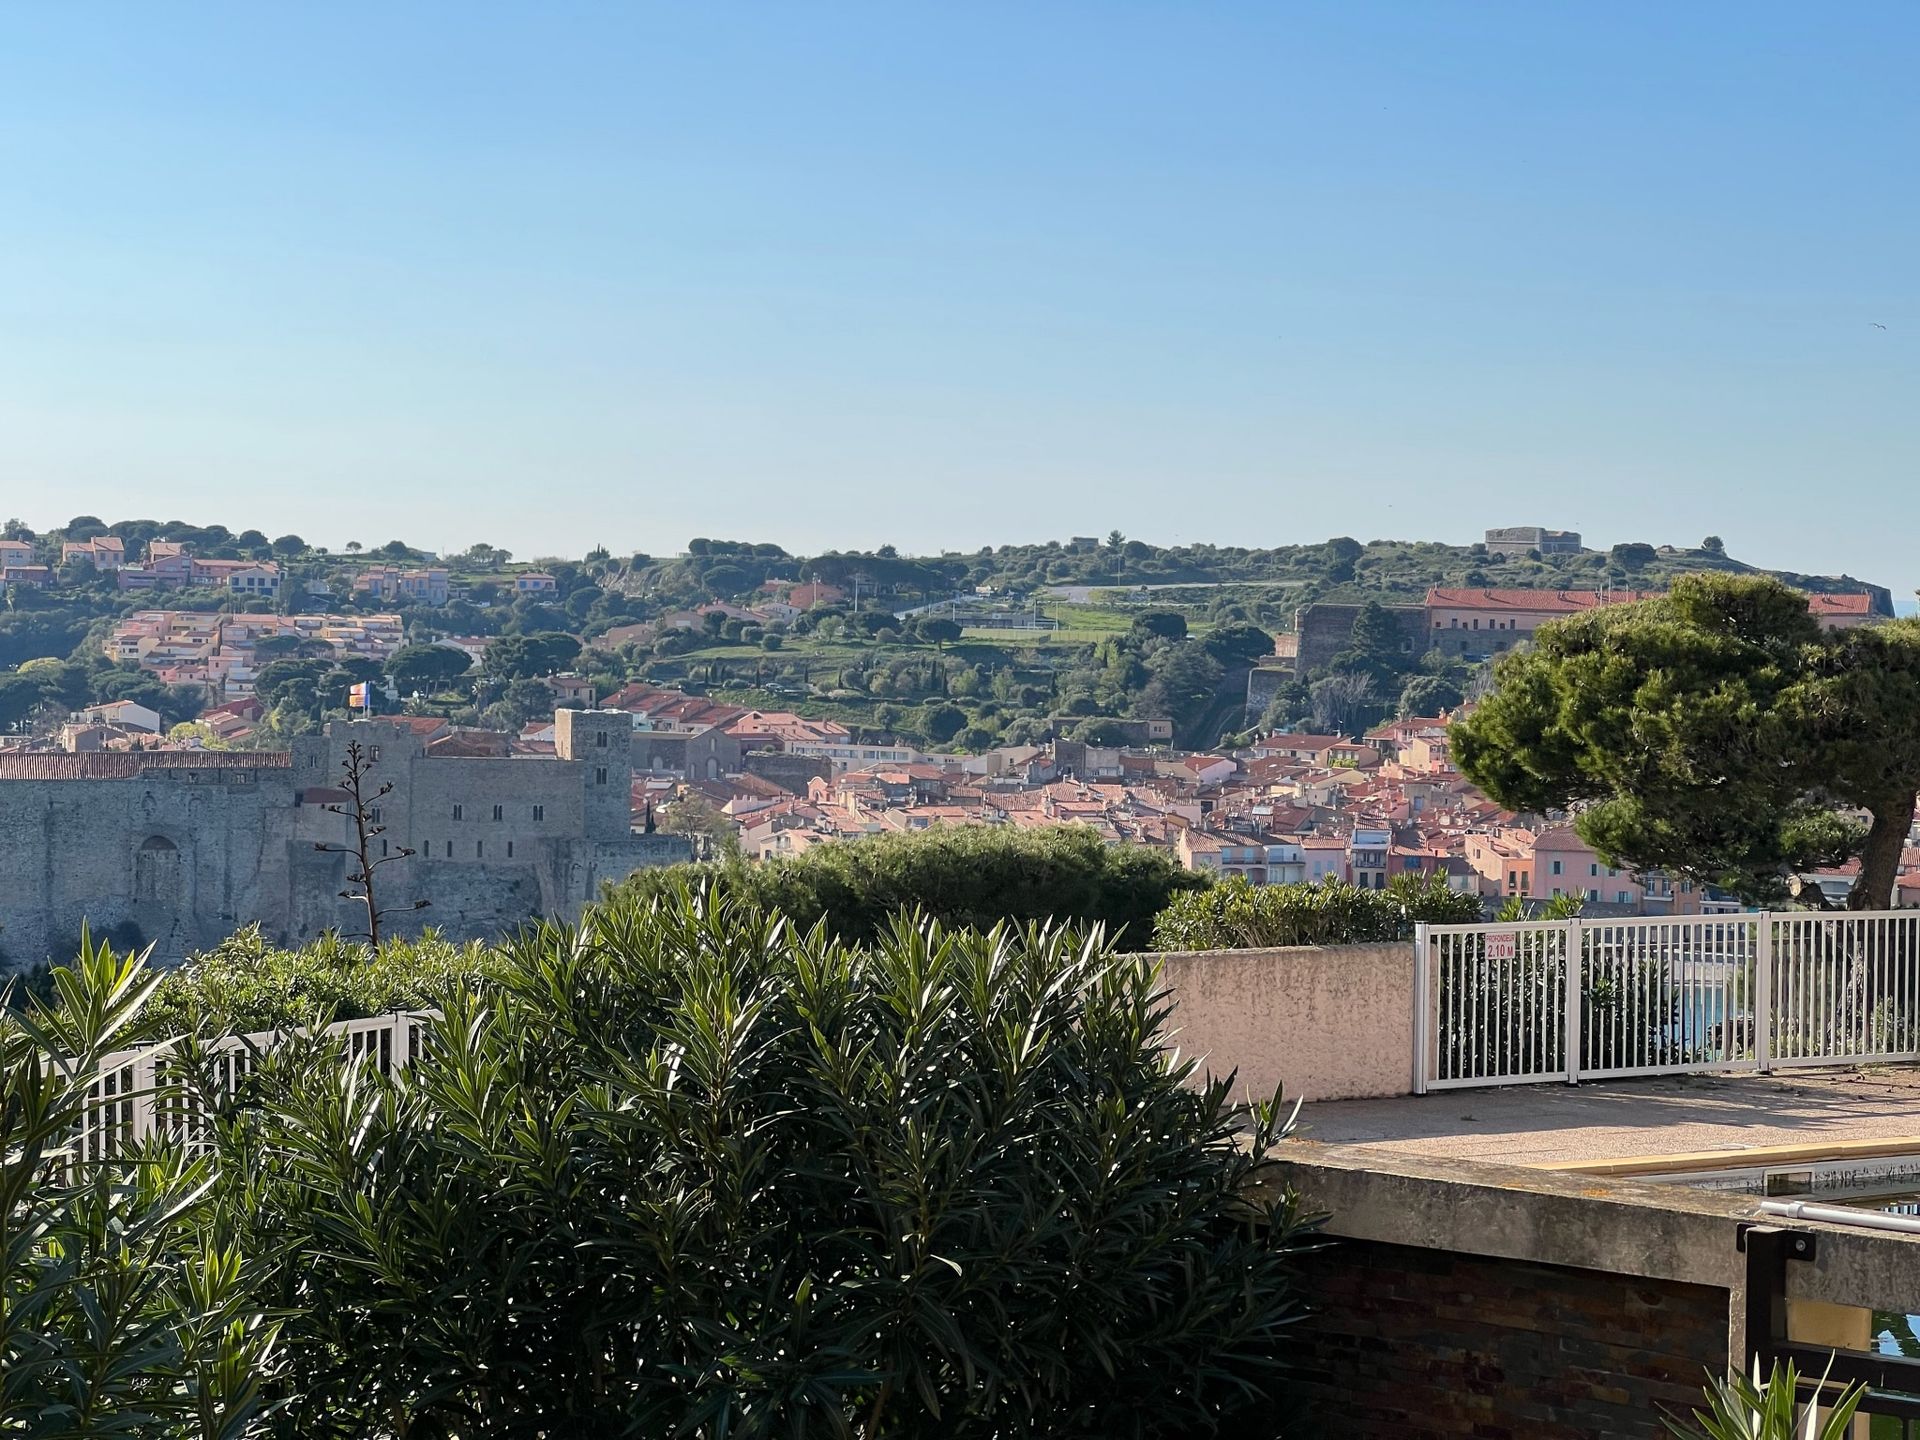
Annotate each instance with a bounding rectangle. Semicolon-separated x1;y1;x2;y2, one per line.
74;1011;431;1162
1414;910;1920;1092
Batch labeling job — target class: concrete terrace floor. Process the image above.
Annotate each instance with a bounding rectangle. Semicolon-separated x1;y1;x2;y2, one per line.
1293;1065;1920;1168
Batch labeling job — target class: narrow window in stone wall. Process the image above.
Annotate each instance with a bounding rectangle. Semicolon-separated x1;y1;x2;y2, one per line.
507;841;514;858
477;840;484;858
446;840;453;858
533;805;544;822
370;806;382;823
596;768;608;785
597;731;608;748
492;805;503;821
452;804;463;821
381;839;388;856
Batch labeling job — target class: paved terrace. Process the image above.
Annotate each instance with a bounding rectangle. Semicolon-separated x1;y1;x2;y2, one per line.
1292;1065;1920;1169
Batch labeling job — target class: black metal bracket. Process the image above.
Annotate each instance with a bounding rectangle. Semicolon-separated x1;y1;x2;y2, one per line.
1737;1222;1817;1262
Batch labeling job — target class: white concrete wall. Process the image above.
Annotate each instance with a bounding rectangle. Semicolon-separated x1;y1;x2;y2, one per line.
1156;943;1414;1102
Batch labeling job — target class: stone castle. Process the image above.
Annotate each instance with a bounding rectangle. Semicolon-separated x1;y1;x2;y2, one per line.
0;709;689;967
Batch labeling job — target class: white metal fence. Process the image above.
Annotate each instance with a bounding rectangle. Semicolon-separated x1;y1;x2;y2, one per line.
1414;910;1920;1092
74;1011;430;1163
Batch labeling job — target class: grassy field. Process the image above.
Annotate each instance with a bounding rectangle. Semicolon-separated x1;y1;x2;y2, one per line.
960;602;1215;647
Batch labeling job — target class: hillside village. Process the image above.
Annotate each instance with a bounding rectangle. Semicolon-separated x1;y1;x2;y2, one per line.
3;516;1913;920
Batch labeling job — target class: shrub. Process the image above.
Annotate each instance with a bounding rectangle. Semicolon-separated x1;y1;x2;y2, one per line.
611;824;1210;951
141;925;507;1040
1;934;279;1433
1152;874;1482;951
210;886;1316;1436
1668;1360;1864;1439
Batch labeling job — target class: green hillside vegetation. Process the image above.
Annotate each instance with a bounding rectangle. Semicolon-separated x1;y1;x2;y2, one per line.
1;514;1892;752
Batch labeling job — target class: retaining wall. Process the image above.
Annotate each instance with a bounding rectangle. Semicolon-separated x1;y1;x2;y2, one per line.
1157;943;1414;1101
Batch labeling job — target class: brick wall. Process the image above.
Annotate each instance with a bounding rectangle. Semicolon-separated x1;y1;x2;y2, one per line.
1295;1237;1726;1437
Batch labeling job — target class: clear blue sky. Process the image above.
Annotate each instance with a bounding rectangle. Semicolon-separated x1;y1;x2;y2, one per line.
2;4;1914;588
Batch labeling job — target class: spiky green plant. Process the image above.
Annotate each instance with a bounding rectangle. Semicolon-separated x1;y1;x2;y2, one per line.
0;929;280;1437
212;884;1317;1438
1665;1360;1866;1440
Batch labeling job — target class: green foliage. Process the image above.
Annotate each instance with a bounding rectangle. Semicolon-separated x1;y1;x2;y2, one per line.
1152;875;1482;951
482;630;581;680
142;926;506;1040
1202;622;1276;667
385;642;471;692
1453;574;1920;907
2;931;280;1435
1397;672;1465;718
613;824;1209;951
921;701;968;743
1132;611;1189;641
1665;1361;1864;1439
197;887;1315;1437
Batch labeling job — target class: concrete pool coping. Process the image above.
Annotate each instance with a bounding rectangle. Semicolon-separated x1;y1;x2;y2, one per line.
1289;1064;1920;1169
1546;1133;1920;1177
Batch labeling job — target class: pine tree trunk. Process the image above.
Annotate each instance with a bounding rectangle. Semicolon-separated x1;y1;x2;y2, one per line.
1851;793;1917;910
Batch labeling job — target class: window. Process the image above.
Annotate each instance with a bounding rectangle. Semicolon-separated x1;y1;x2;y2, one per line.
532;805;544;822
380;838;388;856
1550;859;1563;875
446;840;453;858
492;804;503;822
507;841;514;858
596;731;608;748
595;767;608;785
1589;863;1600;877
452;804;463;821
1587;888;1599;901
1617;890;1630;904
370;746;381;762
477;840;484;858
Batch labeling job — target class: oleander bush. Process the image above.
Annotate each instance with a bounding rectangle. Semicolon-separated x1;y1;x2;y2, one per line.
0;936;280;1436
139;925;506;1039
6;885;1318;1438
1151;873;1483;952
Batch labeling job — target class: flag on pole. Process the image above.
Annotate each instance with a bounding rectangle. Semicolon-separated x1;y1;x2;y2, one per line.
348;681;372;711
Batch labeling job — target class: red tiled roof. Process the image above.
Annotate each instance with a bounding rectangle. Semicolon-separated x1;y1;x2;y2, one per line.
1426;588;1659;613
1807;593;1875;615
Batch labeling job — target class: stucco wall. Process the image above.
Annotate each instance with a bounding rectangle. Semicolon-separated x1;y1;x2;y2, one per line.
1156;943;1414;1102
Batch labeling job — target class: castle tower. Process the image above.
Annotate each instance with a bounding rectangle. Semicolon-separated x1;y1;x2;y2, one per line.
553;709;634;840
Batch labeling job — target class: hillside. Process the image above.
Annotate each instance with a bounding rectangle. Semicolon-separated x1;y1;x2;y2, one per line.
0;515;1896;756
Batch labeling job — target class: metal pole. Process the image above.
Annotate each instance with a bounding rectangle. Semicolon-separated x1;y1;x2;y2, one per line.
1754;911;1774;1074
1564;917;1585;1084
1412;924;1431;1095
